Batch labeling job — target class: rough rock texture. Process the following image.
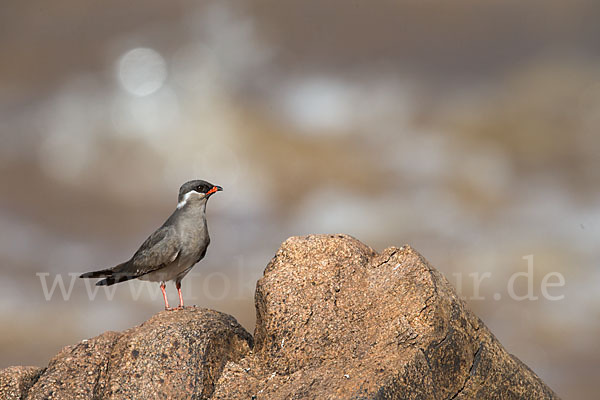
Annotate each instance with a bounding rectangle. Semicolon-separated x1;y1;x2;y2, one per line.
1;308;252;400
212;234;559;399
0;366;44;400
2;234;559;399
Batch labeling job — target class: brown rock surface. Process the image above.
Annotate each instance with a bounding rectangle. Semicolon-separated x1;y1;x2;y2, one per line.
0;366;44;400
5;308;252;400
2;234;559;399
213;234;559;399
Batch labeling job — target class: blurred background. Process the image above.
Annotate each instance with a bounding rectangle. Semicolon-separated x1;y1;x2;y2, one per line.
1;0;599;397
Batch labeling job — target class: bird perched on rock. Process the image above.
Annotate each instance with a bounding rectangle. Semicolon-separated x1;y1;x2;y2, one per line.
80;180;222;310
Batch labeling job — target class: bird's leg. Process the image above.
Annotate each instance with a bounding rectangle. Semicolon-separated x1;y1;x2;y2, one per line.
160;282;172;311
175;280;184;310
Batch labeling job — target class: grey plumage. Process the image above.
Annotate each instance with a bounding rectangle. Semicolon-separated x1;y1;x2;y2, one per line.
80;180;222;309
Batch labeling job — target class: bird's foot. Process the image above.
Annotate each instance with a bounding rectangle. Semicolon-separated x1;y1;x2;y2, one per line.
164;305;194;311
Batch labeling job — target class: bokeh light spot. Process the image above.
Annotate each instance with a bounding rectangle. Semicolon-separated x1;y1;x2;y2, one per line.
118;47;167;96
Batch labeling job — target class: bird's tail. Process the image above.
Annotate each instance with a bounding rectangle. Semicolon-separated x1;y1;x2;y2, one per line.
79;268;113;279
94;274;136;286
80;263;137;286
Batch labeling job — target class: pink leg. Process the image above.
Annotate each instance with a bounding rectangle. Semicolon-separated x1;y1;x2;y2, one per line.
176;281;184;309
160;282;171;310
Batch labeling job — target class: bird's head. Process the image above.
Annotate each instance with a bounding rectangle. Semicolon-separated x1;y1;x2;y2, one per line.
177;180;223;209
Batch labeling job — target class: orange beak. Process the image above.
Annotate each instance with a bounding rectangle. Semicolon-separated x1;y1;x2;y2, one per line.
206;186;223;196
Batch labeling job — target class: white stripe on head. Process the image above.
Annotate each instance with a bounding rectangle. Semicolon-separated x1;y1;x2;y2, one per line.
177;190;202;209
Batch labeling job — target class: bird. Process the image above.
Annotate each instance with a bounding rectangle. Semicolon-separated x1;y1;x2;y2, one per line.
80;180;222;310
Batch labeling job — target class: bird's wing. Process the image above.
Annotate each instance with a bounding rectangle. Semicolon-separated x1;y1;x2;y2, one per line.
115;225;180;278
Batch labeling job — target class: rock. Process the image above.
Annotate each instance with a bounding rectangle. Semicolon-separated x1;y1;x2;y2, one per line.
2;234;559;399
20;308;252;400
0;366;44;400
26;331;120;400
213;234;559;399
95;309;252;400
